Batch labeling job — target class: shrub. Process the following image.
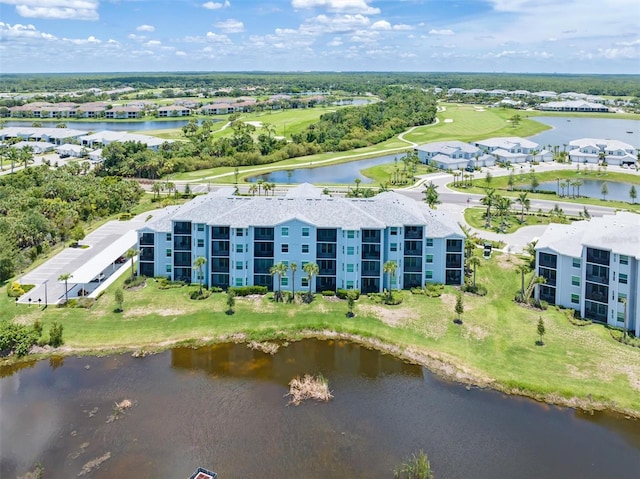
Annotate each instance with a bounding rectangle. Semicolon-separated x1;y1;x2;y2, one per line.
321;290;335;297
156;278;186;289
394;450;434;479
336;288;360;300
210;286;224;293
462;284;488;296
124;275;146;289
48;322;64;348
228;285;268;297
7;281;25;297
190;289;211;300
71;297;95;309
0;322;39;357
119;213;132;221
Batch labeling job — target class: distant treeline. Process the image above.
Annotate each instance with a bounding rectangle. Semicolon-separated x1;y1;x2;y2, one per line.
98;87;437;177
1;72;639;97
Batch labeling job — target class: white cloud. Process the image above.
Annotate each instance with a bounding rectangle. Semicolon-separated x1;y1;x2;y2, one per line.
302;14;370;34
127;33;146;41
67;35;101;45
205;31;232;44
615;39;640;46
0;21;57;40
175;50;187;56
429;29;454;35
0;0;99;21
202;1;230;9
328;37;343;46
214;19;244;33
291;0;380;15
136;24;155;32
371;20;391;30
144;40;161;47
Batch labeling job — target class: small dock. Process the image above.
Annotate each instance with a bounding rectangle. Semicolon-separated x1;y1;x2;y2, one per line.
189;467;217;479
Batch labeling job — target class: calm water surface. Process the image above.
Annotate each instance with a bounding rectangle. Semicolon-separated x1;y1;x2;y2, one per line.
529;116;640;148
1;340;639;479
531;179;636;202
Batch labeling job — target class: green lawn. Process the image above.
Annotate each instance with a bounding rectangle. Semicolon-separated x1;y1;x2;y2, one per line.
403;104;550;144
3;252;640;417
360;161;437;186
464;206;580;233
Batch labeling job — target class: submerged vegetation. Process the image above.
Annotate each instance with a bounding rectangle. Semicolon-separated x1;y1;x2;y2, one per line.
286;374;333;406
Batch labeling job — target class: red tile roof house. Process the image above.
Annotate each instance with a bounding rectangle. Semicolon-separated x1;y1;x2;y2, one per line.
76;105;108;118
105;106;144;119
157;105;192;117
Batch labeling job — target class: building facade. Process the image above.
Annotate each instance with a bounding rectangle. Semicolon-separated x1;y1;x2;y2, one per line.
535;212;640;336
136;185;465;293
568;138;637;167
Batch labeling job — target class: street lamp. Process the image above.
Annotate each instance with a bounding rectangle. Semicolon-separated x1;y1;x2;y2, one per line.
28;298;32;308
38;298;42;308
15;297;18;307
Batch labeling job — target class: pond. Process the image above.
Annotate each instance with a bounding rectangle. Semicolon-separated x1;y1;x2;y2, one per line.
1;119;204;132
247;153;404;184
529;117;640;148
1;340;639;479
526;179;637;202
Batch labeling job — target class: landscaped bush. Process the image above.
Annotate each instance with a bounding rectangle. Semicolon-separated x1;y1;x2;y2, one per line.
411;284;444;297
190;289;211;300
156;277;186;289
124;275;147;289
462;284;488;296
336;288;360;300
367;291;404;305
0;322;41;357
210;286;224;293
608;327;640;348
7;282;35;298
119;213;133;221
228;285;268;297
321;290;335;297
49;321;64;348
66;297;95;309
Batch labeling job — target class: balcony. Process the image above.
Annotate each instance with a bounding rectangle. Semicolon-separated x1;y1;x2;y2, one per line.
585;283;608;304
586;248;610;266
211;226;230;240
211;258;229;273
140;248;154;261
174;252;191;267
254;228;274;241
539;267;556;287
317;243;337;259
446;253;462;269
254;243;274;258
317;228;337;243
139;233;154;246
361;261;380;277
538;252;557;269
362;244;380;260
404;226;423;240
404;240;422;256
174;222;191;235
319;260;336;276
211;241;230;257
362;229;381;244
173;237;191;251
446;239;463;252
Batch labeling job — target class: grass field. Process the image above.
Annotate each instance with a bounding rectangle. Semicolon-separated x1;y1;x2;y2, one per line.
3;251;640;417
464;206;580;233
403;104;550;144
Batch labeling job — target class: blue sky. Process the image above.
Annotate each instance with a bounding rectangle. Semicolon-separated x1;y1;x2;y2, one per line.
1;0;638;74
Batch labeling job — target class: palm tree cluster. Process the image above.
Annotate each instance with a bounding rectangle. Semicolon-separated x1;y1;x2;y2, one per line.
480;188;516;231
248;179;276;196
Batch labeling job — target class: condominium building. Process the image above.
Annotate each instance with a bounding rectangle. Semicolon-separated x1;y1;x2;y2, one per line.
136;185;466;293
535;212;640;335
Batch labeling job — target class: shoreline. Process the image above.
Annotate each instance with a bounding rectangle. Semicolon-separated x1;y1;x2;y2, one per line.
4;328;639;421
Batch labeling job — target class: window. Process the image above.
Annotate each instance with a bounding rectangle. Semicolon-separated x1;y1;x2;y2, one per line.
347;246;355;255
571;294;580;304
236;228;243;237
302;278;309;287
617;312;625;323
282;244;289;253
425;270;433;280
426;254;433;264
197;224;205;232
620;255;629;265
166;264;172;273
347;230;355;239
281;277;289;286
390;227;398;236
281;227;289;237
166;249;171;257
302;227;310;237
347;264;354;273
236;262;243;270
166;233;172;241
391;276;397;284
235;278;243;287
390;243;397;252
619;273;628;284
282;261;289;267
426;238;434;247
571;275;580;287
302;244;309;254
618;293;627;303
236;244;243;253
197;239;204;248
346;280;354;289
572;258;581;268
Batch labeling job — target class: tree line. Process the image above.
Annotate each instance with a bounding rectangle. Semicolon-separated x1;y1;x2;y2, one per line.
97;88;437;178
0;165;143;281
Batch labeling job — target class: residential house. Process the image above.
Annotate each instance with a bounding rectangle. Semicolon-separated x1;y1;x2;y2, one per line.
568;138;637;166
415;141;495;169
473;137;552;164
157;105;192;117
105;106;144;119
538;100;610;113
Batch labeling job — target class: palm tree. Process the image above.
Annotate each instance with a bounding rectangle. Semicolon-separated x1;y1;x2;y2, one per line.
496;196;512;226
574;179;583;198
630;185;637;204
193;256;207;294
290;262;297;297
19;147;33;170
468;255;481;288
423;181;440;209
515;264;529;299
601;182;608;201
151;182;162;200
249;184;258;196
480;188;496;228
302;261;319;299
383;260;398;301
270;262;287;301
516;192;530;223
125;248;139;281
58;272;73;304
257;179;264;196
263;182;272;196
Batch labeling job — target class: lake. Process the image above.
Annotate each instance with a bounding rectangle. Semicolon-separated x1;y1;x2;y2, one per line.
1;340;639;478
529;116;640;148
531;178;637;202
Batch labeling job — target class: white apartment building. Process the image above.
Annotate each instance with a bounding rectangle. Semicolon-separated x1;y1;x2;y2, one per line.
536;212;640;336
136;185;466;293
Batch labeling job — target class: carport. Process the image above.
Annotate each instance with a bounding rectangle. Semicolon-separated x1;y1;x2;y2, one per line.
66;230;138;298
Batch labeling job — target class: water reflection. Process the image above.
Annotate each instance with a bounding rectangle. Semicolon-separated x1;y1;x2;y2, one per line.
1;340;639;479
